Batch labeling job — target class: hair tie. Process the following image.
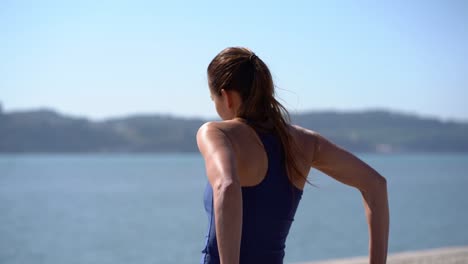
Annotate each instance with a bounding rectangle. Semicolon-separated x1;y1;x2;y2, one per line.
249;53;257;62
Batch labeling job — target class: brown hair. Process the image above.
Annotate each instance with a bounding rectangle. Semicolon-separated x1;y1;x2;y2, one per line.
207;47;307;185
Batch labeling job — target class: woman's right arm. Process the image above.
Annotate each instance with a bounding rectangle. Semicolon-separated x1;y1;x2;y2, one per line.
197;122;242;264
299;127;390;264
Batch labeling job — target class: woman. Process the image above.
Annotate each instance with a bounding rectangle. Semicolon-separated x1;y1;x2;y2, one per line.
197;47;389;264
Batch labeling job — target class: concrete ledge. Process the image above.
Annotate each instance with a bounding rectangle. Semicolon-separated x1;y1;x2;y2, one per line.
292;245;468;264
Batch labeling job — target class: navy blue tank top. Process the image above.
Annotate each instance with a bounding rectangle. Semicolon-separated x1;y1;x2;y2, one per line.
201;124;303;264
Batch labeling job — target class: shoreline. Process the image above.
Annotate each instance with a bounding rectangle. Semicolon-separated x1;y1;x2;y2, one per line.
292;245;468;264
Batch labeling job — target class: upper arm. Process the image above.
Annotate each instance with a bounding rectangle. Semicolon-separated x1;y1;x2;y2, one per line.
302;128;386;192
196;122;239;189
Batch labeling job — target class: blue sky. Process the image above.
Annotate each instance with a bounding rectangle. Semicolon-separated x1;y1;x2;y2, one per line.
1;0;467;121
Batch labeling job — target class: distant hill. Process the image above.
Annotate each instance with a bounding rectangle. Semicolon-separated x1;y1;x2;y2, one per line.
0;108;467;153
293;110;468;153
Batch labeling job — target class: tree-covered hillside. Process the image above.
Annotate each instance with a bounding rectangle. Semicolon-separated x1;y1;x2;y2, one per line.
0;108;467;153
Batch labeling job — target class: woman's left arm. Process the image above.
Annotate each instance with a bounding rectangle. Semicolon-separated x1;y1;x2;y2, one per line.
303;130;389;264
197;122;242;264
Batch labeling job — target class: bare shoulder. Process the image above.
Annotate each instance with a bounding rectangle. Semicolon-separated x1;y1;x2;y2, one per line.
196;121;229;143
196;121;219;143
288;124;321;147
198;119;246;133
289;124;319;136
287;124;329;165
196;120;246;148
197;121;223;134
196;121;237;159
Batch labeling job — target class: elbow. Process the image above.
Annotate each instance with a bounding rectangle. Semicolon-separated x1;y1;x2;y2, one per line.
212;178;242;211
378;175;387;186
372;175;387;192
214;178;241;197
361;175;387;194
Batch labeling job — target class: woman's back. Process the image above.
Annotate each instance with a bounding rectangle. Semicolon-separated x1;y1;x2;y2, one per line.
201;119;309;264
199;47;389;263
208;118;311;189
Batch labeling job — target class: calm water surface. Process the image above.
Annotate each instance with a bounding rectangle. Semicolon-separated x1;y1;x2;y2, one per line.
0;153;467;263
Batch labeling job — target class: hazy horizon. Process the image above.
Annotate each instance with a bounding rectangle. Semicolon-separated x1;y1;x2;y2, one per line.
1;102;467;124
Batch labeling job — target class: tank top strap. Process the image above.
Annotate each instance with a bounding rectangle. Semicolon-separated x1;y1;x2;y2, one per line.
242;118;287;186
242;117;282;149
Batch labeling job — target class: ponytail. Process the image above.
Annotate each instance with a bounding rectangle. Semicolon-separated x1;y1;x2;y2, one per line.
208;47;310;186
